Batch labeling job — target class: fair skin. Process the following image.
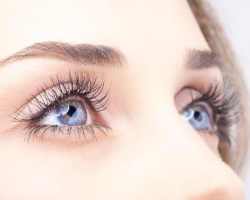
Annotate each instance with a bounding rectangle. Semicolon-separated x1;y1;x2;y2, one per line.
0;0;245;199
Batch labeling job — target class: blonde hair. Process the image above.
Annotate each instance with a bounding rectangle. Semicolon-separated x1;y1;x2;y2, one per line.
188;0;249;174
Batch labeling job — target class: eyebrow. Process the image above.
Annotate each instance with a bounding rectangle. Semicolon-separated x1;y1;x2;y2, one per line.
0;41;126;67
0;41;220;70
186;49;221;70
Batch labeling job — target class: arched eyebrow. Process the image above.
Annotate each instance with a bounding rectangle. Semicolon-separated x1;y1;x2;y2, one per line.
0;41;220;70
0;41;126;67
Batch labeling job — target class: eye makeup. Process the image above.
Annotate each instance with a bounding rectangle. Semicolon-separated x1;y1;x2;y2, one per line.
13;71;111;142
13;70;240;145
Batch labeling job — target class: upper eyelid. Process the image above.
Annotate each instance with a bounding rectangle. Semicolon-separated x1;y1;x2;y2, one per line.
179;80;240;143
14;72;110;123
9;72;112;142
179;83;224;119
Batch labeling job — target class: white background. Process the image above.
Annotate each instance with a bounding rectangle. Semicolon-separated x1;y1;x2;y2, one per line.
207;0;250;198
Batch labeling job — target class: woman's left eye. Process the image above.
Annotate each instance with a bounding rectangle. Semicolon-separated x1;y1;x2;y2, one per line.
40;99;91;126
181;105;211;130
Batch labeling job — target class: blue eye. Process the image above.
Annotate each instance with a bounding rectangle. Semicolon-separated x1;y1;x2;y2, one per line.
40;99;89;126
181;105;211;130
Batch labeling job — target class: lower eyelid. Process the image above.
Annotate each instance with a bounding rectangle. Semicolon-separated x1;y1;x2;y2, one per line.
23;122;111;143
16;96;107;142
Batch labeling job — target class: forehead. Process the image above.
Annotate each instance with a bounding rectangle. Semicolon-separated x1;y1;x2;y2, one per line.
0;0;209;62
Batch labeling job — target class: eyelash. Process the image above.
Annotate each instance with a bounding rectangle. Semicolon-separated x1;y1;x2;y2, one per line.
182;80;240;144
14;71;111;141
14;72;239;144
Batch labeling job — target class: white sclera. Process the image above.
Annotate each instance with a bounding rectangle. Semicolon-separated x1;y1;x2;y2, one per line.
181;108;194;121
40;100;92;126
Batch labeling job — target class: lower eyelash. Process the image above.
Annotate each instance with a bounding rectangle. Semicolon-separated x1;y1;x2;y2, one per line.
24;122;111;142
187;79;240;144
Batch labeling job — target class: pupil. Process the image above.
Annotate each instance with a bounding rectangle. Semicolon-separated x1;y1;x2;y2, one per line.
194;111;202;122
55;100;87;126
67;106;77;117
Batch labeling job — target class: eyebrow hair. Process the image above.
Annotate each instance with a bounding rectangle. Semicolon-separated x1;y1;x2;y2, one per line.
186;49;221;70
0;41;219;70
0;41;126;67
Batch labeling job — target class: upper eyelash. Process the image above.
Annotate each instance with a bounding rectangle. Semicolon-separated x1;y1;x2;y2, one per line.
15;71;110;123
183;79;240;144
13;71;240;144
12;71;111;141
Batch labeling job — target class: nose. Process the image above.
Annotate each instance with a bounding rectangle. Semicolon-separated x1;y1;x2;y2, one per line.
131;114;245;199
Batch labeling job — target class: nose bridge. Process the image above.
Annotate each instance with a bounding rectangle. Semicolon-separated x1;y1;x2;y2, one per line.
122;73;204;171
127;71;180;137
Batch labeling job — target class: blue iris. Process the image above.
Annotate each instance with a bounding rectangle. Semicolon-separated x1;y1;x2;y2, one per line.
55;100;87;126
181;105;211;130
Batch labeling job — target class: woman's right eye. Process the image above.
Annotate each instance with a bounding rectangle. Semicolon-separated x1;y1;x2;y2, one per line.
40;99;92;126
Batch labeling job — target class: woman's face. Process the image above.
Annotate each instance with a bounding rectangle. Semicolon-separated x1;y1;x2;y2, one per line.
0;0;245;199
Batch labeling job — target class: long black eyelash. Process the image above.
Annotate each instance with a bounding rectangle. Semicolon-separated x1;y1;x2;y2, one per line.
16;71;110;122
184;79;240;144
13;71;110;141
